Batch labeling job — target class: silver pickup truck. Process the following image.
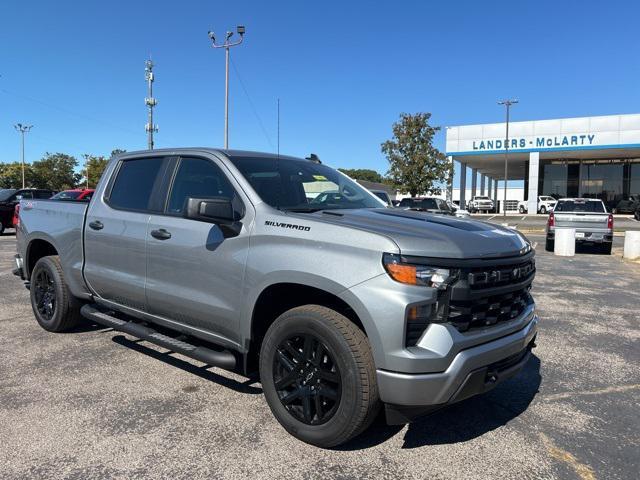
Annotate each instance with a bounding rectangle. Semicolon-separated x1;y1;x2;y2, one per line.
545;198;614;254
14;148;538;447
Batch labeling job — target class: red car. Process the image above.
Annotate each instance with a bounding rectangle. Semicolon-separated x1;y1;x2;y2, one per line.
13;204;20;228
50;188;95;202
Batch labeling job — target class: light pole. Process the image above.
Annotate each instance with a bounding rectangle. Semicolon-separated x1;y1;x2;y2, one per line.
208;25;245;149
497;99;518;217
14;123;33;189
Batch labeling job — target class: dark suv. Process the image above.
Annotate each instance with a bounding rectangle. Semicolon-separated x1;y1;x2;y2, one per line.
0;188;55;234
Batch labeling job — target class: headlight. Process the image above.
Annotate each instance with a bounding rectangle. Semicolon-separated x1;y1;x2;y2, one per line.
383;253;451;289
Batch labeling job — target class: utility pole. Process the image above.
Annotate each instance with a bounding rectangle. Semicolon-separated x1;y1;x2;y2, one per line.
277;98;280;156
14;123;33;189
208;25;246;149
145;59;158;149
497;99;518;217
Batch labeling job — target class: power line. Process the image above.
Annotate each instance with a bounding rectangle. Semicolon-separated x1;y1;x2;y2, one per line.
0;88;140;137
229;57;275;150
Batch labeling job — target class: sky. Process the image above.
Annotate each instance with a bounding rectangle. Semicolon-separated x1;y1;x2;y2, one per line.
2;0;640;188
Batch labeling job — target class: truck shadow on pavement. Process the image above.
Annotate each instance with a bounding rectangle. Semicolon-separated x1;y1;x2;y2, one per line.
110;334;263;395
339;355;542;450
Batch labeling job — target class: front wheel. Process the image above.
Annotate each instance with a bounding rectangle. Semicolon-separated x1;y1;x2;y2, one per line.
260;305;380;448
519;206;525;214
30;256;83;332
539;206;547;214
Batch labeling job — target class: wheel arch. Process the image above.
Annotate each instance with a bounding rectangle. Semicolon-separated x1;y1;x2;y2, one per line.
25;237;59;279
245;281;369;374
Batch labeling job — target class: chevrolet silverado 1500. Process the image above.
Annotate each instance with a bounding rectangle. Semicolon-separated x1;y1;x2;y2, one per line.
15;149;538;447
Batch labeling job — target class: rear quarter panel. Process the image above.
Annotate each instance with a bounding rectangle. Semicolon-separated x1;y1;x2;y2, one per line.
18;200;90;299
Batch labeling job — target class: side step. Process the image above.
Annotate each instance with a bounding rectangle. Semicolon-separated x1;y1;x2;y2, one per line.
81;304;236;370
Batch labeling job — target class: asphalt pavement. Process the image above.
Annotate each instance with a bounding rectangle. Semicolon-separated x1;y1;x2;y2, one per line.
0;232;638;479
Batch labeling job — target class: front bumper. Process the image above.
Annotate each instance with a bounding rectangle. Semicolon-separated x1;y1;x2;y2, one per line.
378;314;538;419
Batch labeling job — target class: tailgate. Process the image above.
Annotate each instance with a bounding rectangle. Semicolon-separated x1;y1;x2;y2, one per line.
554;212;609;231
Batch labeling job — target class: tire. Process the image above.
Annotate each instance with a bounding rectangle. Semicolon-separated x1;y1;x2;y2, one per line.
30;255;83;332
260;305;380;448
539;206;547;214
519;206;525;214
545;239;554;252
0;220;4;235
601;243;612;255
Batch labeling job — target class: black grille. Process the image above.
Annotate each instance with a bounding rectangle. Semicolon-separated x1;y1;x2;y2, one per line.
467;259;535;289
406;321;429;346
448;287;533;332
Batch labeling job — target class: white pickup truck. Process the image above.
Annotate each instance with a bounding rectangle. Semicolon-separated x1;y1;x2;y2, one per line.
518;196;557;214
545;198;613;254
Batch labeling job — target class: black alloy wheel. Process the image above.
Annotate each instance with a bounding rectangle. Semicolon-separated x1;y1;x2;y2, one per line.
273;333;341;425
34;268;56;320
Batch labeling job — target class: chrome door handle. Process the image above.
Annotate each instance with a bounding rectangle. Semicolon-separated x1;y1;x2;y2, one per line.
89;220;104;230
150;229;171;240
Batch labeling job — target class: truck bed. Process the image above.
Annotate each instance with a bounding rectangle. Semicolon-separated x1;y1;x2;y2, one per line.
17;199;90;298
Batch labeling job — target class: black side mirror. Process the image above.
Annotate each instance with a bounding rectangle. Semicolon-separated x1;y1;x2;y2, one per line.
184;197;242;237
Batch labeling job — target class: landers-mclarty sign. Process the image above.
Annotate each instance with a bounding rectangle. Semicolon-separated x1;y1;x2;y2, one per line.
473;134;596;151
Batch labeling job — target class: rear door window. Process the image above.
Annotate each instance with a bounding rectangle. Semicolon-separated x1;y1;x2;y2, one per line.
109;157;165;211
555;200;606;213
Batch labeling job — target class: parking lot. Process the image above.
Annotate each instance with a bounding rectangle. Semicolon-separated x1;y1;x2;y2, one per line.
0;232;638;480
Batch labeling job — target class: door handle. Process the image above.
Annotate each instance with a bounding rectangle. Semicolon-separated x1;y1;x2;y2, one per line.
151;229;172;240
89;220;104;230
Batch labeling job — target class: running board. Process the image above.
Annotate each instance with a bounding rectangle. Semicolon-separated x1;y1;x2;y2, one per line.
81;304;236;370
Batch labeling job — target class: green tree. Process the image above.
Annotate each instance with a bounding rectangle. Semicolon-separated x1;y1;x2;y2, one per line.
31;153;81;191
82;154;110;188
110;149;126;157
0;162;38;189
381;112;451;197
337;168;384;183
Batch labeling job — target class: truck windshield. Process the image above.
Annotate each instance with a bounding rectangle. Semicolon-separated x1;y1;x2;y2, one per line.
555;200;606;213
228;156;385;211
0;189;17;201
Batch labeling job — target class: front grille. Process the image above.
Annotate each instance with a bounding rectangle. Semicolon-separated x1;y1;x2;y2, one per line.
467;259;535;289
448;287;533;332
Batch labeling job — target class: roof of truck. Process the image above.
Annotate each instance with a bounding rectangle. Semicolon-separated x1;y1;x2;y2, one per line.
116;148;306;163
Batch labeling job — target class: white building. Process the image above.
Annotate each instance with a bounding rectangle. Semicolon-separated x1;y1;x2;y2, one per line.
446;113;640;213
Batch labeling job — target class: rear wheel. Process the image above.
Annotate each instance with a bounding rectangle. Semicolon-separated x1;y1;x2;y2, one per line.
0;220;4;235
260;305;380;448
30;256;83;332
601;243;612;255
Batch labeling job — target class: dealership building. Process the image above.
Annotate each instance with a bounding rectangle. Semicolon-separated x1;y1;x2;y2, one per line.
445;113;640;213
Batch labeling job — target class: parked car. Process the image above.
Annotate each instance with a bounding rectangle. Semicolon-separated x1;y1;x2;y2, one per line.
612;194;640;214
397;197;455;215
545;198;613;254
634;202;640;221
51;188;95;202
518;196;557;214
468;195;494;213
15;149;538;447
369;189;393;207
446;200;470;219
0;188;56;234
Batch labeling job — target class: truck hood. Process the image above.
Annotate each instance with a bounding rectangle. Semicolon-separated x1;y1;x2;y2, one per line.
302;208;530;259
